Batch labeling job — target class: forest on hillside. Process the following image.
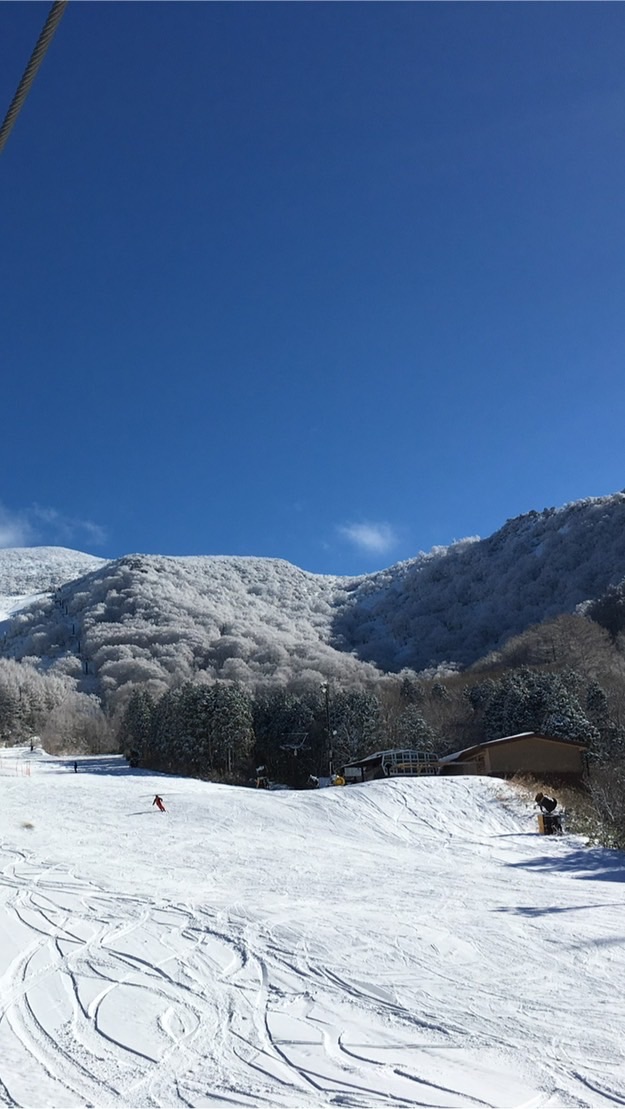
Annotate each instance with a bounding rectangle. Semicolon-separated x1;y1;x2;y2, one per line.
3;591;625;844
4;498;625;843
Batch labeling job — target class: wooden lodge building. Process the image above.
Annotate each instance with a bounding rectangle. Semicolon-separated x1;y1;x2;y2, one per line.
341;733;588;784
438;732;587;780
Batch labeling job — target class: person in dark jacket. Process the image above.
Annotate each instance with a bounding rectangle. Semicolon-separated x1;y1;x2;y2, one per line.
535;792;557;813
535;792;562;833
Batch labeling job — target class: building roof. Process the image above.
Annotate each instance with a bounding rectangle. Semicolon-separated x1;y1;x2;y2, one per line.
343;748;437;770
439;732;588;764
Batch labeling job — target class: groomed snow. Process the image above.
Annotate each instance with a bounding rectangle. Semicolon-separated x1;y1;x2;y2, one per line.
0;748;624;1108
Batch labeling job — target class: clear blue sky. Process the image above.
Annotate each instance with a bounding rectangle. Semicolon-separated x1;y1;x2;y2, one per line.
1;2;624;576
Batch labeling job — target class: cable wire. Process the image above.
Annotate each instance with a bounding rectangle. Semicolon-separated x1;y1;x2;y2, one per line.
0;1;69;156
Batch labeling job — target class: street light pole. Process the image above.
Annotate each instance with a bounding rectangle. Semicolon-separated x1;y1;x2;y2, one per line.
323;683;332;777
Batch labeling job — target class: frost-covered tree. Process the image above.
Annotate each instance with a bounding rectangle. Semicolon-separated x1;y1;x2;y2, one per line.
136;681;253;779
0;659;73;744
467;668;598;747
329;689;382;766
399;674;425;704
587;581;625;641
588;761;625;848
149;687;183;772
41;692;114;754
0;680;19;743
209;683;254;773
119;689;155;765
394;705;437;750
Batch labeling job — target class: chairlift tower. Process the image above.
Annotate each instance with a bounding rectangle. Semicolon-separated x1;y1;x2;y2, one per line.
279;732;309;757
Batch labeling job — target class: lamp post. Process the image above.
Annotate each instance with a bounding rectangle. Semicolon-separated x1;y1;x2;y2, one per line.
321;683;334;777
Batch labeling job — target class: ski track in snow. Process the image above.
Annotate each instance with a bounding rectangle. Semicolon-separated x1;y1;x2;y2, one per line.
0;754;624;1107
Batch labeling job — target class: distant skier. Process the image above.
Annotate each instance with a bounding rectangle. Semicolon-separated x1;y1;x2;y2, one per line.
153;794;166;812
73;761;78;773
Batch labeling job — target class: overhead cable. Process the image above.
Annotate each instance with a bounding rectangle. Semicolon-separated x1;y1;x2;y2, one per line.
0;1;69;156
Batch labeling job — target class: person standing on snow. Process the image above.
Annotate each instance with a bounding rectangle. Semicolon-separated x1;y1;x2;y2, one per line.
535;792;557;813
153;794;166;812
535;792;562;833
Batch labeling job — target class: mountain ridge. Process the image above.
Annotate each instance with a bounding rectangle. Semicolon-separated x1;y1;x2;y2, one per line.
2;491;625;700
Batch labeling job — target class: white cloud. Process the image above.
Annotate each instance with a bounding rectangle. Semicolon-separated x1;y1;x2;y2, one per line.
0;505;35;548
337;521;398;555
0;502;106;549
31;506;107;546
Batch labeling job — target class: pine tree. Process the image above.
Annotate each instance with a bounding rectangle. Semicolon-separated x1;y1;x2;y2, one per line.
330;689;382;766
395;705;437;750
120;689;155;765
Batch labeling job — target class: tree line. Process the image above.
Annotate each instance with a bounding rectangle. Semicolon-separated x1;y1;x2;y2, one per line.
116;659;618;788
4;606;625;841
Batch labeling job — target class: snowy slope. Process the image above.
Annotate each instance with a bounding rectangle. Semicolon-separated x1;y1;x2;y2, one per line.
0;748;623;1108
0;547;106;622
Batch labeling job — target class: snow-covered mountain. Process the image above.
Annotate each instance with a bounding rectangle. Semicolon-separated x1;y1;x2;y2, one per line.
335;491;625;670
0;547;107;622
0;546;105;597
2;492;625;698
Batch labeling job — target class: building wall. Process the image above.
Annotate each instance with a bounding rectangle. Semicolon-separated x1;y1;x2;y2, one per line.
483;737;584;776
441;760;479;776
440;737;586;778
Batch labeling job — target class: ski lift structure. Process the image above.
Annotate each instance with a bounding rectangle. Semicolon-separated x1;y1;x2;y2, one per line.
341;748;440;784
279;732;309;757
252;732;310;790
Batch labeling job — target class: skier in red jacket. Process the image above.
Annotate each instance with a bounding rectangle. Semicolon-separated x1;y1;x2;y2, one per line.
153;794;166;812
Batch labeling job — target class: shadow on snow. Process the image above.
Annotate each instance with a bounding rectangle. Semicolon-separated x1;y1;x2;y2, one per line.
64;757;170;780
505;847;625;883
492;903;617;917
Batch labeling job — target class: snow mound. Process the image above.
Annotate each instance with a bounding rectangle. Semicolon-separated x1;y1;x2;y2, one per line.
0;752;623;1107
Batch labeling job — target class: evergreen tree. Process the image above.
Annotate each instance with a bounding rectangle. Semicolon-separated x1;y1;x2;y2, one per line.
394;705;437;750
253;688;318;786
468;668;598;746
330;689;382;766
151;688;183;772
587;581;625;641
0;683;19;742
586;679;609;723
399;674;425;704
119;689;155;765
210;683;254;774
